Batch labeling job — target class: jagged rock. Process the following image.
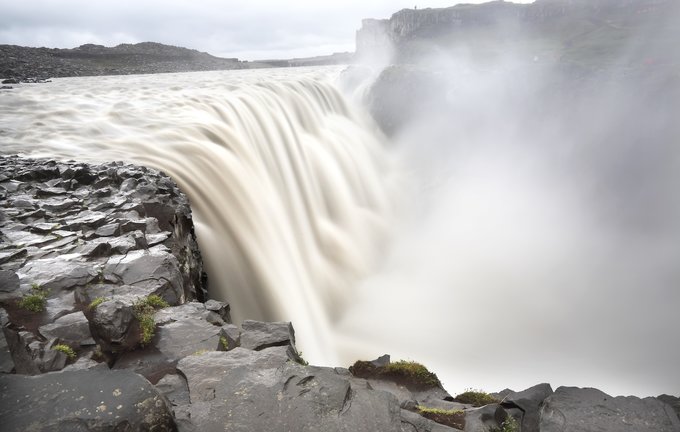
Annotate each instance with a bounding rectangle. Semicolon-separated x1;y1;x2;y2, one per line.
240;319;296;351
104;249;184;305
38;310;91;345
539;386;680;432
0;369;176;431
205;298;231;323
113;303;225;382
218;324;241;351
2;329;67;374
501;383;552;432
88;298;140;352
176;347;404;432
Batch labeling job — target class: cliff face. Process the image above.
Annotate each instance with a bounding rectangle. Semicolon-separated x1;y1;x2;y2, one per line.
356;0;679;66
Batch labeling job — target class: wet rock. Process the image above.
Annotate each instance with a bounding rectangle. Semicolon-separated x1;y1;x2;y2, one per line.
0;369;176;431
463;404;510;432
539;386;680;432
155;372;191;406
204;298;231;323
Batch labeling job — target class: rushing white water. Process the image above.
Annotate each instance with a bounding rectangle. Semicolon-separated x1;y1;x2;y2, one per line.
0;67;394;363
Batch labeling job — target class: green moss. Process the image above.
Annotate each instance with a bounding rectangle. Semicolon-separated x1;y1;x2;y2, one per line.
18;284;48;312
416;406;465;429
384;360;441;388
52;344;76;360
454;389;499;407
142;294;170;309
133;295;170;346
89;297;106;310
349;359;441;389
192;349;209;356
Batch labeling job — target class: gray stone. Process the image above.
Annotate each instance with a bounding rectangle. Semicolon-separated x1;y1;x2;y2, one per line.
113;310;224;382
38;311;91;345
240;319;296;351
89;298;141;352
204;299;231;323
0;270;19;294
0;322;14;373
0;369;176;431
463;404;508;432
218;324;241;351
105;249;184;305
501;383;552;432
155;373;191;406
177;347;404;432
539;386;680;432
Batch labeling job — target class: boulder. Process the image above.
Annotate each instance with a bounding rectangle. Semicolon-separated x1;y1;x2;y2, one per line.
240;320;296;351
501;383;552;432
539;386;680;432
0;369;176;431
88;298;140;352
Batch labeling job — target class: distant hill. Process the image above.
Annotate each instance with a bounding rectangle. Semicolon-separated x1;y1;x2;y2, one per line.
0;42;248;80
356;0;680;74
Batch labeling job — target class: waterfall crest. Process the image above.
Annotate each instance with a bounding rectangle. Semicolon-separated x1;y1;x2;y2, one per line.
0;68;394;362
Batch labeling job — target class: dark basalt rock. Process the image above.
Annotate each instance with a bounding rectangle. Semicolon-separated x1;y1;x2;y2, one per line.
539;386;680;432
501;383;553;432
0;369;176;431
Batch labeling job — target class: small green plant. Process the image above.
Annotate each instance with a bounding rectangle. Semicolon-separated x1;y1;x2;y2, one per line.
52;344;76;360
192;349;209;356
491;416;520;432
133;295;170;346
89;297;106;310
219;336;229;350
18;284;49;312
454;389;499;407
416;406;465;429
143;294;170;309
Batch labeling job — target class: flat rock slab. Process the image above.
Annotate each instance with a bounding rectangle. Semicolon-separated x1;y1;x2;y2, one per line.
0;369;176;431
540;386;680;432
176;347;404;432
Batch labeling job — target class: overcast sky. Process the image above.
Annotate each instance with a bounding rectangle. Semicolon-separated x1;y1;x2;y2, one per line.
0;0;532;60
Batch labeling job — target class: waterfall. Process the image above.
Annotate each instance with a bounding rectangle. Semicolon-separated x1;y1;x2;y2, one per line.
0;67;394;363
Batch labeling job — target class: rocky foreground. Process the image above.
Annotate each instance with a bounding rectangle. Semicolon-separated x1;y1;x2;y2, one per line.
0;155;678;431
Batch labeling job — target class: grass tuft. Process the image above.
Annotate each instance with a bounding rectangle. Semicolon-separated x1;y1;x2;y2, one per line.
52;344;76;360
349;359;441;389
18;284;48;312
454;389;499;407
133;295;170;346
